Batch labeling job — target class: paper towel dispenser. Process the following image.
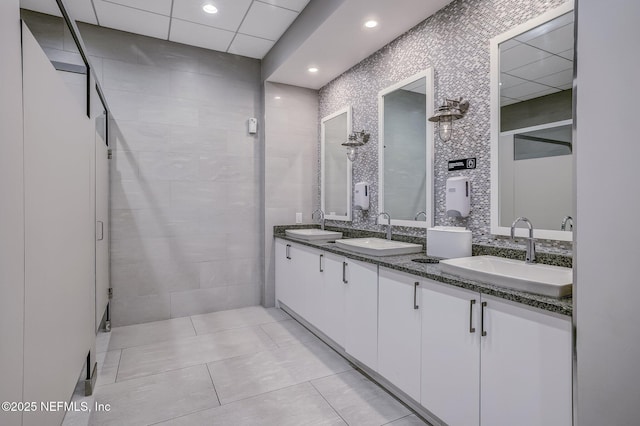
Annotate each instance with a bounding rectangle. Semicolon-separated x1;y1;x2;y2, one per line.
446;176;470;218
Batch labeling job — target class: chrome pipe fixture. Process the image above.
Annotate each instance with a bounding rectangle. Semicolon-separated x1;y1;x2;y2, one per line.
428;97;470;142
414;211;427;221
561;215;574;231
510;216;536;264
312;208;325;230
342;130;370;161
378;212;392;240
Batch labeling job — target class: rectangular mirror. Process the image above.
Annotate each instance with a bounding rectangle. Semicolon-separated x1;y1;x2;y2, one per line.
321;106;352;221
378;69;434;227
490;2;574;241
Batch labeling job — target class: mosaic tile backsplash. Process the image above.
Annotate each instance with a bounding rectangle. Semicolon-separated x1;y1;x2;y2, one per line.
318;0;572;255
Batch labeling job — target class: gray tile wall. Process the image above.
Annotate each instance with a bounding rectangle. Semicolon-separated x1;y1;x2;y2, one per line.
77;24;263;326
318;0;572;255
264;82;319;306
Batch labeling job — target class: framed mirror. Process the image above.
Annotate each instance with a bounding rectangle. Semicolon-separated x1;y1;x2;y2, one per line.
490;2;574;241
378;69;434;228
321;106;352;221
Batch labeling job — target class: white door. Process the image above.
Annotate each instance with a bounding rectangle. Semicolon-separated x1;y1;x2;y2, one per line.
320;252;347;347
275;239;294;308
480;296;572;426
344;258;378;371
378;268;422;401
421;280;480;426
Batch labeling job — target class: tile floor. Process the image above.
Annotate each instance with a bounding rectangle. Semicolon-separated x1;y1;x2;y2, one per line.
64;306;428;426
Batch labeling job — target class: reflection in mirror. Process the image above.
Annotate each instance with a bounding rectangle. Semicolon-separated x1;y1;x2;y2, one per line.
321;106;352;221
378;69;434;227
491;3;574;241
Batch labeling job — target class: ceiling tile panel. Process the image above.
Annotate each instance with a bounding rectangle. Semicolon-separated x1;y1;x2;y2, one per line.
239;1;298;41
257;0;310;12
170;18;235;51
94;0;170;39
172;0;252;32
501;81;550;100
518;87;560;102
500;44;552;72
526;24;574;54
558;48;574;60
66;0;98;24
515;12;573;43
508;54;572;81
103;0;172;16
500;73;528;90
20;0;62;16
228;33;275;59
536;68;573;89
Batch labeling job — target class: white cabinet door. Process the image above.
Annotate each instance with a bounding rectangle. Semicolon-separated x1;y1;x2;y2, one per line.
319;252;347;347
421;280;480;426
292;244;323;325
480;297;572;426
378;268;422;401
275;239;294;308
345;258;379;371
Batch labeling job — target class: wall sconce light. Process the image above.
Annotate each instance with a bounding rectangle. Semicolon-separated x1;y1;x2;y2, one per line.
342;130;370;161
428;98;470;142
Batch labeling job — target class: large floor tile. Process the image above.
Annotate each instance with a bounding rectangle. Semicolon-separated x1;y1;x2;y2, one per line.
106;316;196;351
153;382;345;426
384;414;429;425
117;326;276;381
92;365;219;426
208;339;353;404
95;330;111;354
260;318;320;347
311;370;412;426
191;306;289;335
96;350;121;387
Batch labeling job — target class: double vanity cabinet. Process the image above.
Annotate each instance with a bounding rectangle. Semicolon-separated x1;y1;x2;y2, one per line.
275;237;572;426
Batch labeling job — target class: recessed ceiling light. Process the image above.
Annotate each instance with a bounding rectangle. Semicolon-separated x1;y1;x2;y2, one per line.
202;4;218;14
274;96;281;100
308;67;319;73
364;20;378;28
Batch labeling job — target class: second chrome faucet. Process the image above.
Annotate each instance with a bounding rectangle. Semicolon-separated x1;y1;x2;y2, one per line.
378;212;392;240
510;217;536;264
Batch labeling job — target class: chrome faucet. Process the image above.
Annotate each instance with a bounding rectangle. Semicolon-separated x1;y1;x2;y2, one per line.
561;215;574;231
312;208;325;230
378;212;392;240
510;217;536;264
414;211;427;221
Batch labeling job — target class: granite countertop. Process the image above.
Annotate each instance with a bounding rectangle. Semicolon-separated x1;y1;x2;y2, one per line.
274;225;573;317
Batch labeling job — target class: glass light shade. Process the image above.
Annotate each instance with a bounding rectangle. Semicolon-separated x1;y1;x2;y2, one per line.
438;119;453;142
346;146;358;161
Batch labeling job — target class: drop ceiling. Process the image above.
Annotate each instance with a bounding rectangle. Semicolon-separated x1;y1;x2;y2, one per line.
20;0;310;59
500;12;574;107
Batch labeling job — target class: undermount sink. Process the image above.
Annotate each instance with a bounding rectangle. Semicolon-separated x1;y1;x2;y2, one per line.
439;256;572;298
334;238;422;257
285;228;343;242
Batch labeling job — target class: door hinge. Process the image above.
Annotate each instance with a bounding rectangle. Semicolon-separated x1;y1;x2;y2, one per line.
107;149;113;159
108;288;113;299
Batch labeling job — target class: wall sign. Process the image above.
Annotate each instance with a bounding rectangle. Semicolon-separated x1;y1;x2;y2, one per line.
448;157;476;171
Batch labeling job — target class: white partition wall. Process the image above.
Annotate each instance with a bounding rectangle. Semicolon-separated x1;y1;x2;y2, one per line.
0;1;25;426
22;23;95;426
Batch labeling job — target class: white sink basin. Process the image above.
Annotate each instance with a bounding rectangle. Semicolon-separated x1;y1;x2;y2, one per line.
439;256;572;298
334;238;422;257
285;228;342;242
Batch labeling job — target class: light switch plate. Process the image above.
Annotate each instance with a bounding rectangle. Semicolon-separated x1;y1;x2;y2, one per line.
295;212;302;223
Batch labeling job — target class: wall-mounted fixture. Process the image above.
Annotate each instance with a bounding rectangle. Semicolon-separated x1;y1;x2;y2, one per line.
342;130;370;161
428;98;469;142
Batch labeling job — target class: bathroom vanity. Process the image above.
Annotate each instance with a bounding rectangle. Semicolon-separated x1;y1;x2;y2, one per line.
274;230;572;426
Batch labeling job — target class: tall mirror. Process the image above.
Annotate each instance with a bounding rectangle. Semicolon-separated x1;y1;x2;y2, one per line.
378;69;434;227
321;106;352;221
490;2;574;241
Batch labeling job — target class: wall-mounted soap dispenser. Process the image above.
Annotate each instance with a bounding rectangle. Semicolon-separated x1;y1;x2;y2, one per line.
354;182;369;211
446;176;470;218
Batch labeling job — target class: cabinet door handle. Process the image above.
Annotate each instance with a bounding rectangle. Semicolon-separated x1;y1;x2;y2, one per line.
469;299;476;333
286;244;291;260
96;221;104;241
481;301;487;337
319;254;324;272
414;282;419;309
342;262;348;284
